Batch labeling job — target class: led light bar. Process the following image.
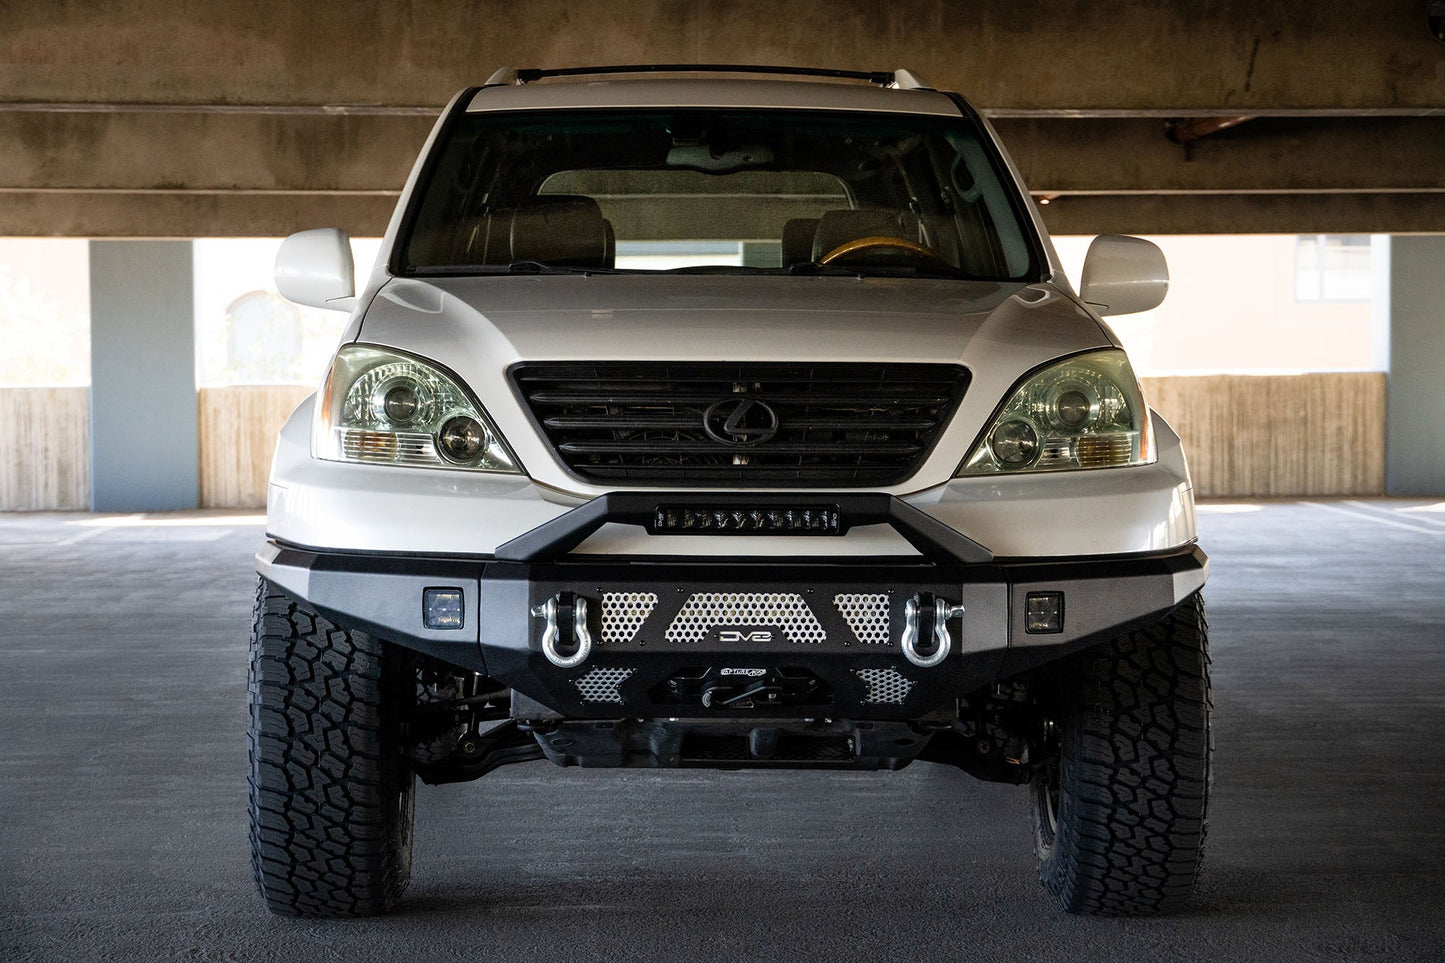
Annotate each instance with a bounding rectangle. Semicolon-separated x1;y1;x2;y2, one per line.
649;505;842;535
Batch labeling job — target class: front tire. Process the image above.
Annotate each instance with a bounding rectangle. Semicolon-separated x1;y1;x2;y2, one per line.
247;578;415;916
1031;593;1212;915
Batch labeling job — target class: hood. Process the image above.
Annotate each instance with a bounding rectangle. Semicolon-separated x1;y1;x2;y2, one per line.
354;274;1112;495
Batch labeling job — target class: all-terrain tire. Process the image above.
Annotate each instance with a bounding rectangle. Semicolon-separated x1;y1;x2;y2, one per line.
1031;592;1212;916
247;577;415;917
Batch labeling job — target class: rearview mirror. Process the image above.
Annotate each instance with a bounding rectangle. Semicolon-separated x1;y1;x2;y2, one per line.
665;144;775;172
275;228;356;311
1079;235;1168;316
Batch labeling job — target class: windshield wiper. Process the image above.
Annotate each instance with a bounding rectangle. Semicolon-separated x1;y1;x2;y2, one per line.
663;265;759;275
407;261;612;276
505;260;611;275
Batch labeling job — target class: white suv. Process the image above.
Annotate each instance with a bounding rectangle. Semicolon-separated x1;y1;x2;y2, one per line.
249;65;1210;919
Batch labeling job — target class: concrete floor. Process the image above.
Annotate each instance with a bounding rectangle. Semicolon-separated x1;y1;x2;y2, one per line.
2;500;1443;962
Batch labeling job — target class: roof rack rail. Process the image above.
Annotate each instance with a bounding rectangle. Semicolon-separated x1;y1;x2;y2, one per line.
484;64;906;87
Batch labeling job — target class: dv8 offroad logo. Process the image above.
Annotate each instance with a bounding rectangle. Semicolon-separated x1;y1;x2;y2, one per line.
717;630;774;643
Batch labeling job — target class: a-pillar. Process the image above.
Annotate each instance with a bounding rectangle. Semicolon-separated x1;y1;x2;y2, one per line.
88;241;198;511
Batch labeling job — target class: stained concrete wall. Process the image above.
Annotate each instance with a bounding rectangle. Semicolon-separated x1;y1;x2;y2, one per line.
0;387;91;510
4;1;1443;112
2;2;1444;236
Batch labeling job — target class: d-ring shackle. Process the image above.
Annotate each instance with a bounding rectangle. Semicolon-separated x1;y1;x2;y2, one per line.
531;594;593;668
900;594;965;668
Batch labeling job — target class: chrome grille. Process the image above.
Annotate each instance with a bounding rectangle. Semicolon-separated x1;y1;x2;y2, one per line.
510;362;969;486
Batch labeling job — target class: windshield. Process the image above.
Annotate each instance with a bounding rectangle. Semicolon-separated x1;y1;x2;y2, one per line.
397;108;1041;281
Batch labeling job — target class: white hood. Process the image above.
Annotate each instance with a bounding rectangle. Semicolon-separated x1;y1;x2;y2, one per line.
353;274;1112;495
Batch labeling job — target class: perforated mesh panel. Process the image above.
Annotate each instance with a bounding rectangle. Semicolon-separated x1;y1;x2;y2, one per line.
665;593;826;645
573;667;635;703
600;592;658;645
855;667;915;705
834;593;892;645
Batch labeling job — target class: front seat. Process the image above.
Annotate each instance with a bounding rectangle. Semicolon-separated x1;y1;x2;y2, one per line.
509;195;614;268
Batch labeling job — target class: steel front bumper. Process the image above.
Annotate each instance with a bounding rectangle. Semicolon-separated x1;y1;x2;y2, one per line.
257;492;1207;721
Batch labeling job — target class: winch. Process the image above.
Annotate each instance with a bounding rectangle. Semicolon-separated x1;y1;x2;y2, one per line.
653;666;833;709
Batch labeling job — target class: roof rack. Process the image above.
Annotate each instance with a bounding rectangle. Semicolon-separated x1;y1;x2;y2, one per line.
483;64;931;89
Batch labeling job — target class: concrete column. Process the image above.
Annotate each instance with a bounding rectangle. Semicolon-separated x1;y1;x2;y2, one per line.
1386;235;1445;496
88;241;198;511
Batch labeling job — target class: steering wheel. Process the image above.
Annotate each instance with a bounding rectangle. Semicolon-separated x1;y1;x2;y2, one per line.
818;235;953;270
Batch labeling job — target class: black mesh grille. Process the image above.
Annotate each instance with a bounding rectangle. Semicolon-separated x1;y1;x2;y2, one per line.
510;362;970;487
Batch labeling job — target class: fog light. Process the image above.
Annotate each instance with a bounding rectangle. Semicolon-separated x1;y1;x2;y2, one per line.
423;587;464;629
1025;592;1063;634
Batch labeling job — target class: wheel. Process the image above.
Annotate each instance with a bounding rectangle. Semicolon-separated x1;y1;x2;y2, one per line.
1030;592;1212;915
247;577;415;916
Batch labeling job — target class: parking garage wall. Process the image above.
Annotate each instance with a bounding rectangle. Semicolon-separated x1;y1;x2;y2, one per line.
0;387;90;510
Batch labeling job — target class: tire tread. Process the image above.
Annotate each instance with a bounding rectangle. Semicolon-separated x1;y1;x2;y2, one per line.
247;577;413;917
1038;594;1212;915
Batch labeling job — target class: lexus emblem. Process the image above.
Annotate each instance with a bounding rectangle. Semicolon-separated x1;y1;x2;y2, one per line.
703;397;779;447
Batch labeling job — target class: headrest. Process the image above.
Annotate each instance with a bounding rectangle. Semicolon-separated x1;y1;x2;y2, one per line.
509;195;612;268
811;209;920;261
782;218;819;266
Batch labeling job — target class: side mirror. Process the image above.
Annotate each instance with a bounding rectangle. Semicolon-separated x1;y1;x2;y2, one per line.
274;228;356;311
1079;234;1168;316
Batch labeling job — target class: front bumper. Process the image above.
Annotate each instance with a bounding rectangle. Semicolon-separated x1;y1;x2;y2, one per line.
257;493;1207;722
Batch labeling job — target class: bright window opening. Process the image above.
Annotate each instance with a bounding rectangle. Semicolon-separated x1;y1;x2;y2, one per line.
1294;234;1372;302
194;237;382;387
1053;234;1388;376
0;239;91;386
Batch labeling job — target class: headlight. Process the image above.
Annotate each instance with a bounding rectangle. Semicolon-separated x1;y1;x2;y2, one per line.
314;344;521;473
957;350;1154;475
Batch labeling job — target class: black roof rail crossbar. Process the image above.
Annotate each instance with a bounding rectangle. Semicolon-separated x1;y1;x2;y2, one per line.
512;64;896;86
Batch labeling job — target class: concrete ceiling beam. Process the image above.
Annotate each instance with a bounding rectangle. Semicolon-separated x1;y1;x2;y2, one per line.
2;0;1444;113
4;112;1441;199
0;191;397;238
996;117;1445;195
1038;192;1445;236
0;110;433;192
